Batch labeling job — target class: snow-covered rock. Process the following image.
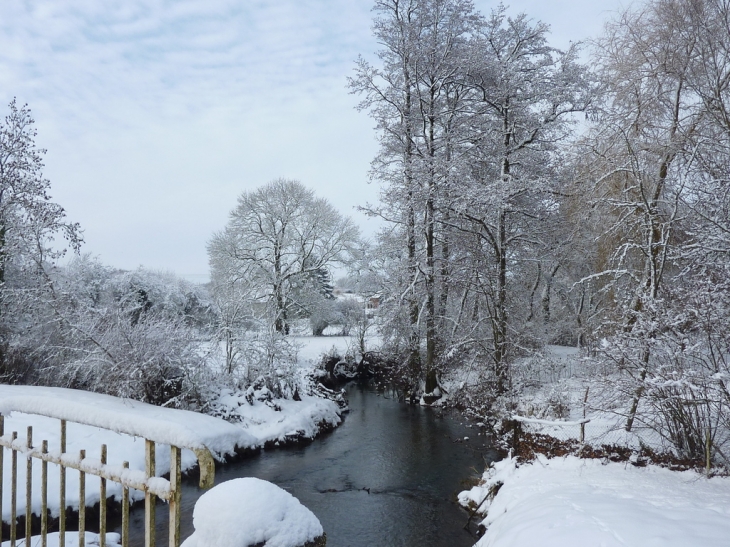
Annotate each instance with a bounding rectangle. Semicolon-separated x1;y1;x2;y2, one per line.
182;478;325;547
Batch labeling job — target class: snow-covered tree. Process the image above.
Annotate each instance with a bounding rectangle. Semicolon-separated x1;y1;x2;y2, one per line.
579;0;709;431
351;0;480;392
352;1;592;396
451;6;593;392
0;100;81;378
208;179;359;336
37;258;208;406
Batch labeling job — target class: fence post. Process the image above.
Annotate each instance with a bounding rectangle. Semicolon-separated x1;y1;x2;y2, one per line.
122;461;129;547
42;440;48;547
78;450;85;547
60;420;66;547
511;419;521;454
145;440;156;547
11;431;17;547
100;444;107;547
0;415;3;545
169;446;181;547
25;427;32;546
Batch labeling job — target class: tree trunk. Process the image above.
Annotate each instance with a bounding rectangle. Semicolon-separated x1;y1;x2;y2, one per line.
424;85;438;394
494;209;508;393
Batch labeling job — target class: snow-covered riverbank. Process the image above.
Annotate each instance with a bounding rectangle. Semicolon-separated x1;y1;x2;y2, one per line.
0;335;356;521
448;344;730;546
459;455;730;546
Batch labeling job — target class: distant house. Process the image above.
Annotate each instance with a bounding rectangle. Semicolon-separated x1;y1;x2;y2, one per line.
333;288;380;313
366;296;380;309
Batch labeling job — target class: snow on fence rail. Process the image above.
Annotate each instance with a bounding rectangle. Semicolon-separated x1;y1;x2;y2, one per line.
0;387;254;547
511;415;591;443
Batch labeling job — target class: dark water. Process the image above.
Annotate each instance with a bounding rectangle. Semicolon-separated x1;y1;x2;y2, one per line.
125;383;495;547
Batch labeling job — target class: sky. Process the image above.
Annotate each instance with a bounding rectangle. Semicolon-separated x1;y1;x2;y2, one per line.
0;0;629;282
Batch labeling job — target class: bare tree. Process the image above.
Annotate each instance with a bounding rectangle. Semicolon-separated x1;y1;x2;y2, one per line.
351;0;480;393
451;6;593;393
582;0;705;430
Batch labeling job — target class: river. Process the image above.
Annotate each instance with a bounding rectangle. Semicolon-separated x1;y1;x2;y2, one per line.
123;383;496;547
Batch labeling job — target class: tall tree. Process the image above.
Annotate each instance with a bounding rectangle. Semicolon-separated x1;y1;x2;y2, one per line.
351;0;478;392
0;100;81;371
584;0;705;430
453;7;593;392
351;0;424;383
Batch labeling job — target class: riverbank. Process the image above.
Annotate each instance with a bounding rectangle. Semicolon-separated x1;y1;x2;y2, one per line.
452;344;730;546
0;335;358;522
459;454;730;546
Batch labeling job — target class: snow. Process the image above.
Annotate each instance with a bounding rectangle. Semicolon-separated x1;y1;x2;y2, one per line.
0;385;257;455
2;532;120;547
292;335;352;364
181;478;323;547
0;335;354;521
460;455;730;547
214;389;341;445
0;405;217;520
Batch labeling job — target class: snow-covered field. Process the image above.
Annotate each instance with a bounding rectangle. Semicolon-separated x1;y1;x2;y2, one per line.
460;455;730;547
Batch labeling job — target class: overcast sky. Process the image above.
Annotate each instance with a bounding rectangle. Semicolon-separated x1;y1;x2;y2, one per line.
0;0;629;282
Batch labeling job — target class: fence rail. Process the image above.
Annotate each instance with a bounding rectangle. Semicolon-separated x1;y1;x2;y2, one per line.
512;415;591;443
0;408;216;547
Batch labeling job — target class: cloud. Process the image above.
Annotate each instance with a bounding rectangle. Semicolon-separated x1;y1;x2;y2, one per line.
0;1;380;277
0;0;626;279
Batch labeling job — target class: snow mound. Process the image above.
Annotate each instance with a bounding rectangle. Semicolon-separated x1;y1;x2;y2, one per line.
182;478;324;547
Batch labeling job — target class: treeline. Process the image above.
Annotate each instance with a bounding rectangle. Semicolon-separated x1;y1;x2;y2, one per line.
351;0;730;460
0;103;363;407
0;102;364;409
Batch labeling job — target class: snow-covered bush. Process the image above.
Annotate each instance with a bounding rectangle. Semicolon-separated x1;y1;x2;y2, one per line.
25;257;209;407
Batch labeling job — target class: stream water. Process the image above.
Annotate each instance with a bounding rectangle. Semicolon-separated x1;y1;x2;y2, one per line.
123;383;496;547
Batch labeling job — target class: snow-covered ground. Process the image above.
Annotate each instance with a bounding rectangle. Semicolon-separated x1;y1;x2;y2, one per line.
291;335;354;365
460;455;730;547
212;387;341;446
453;345;730;547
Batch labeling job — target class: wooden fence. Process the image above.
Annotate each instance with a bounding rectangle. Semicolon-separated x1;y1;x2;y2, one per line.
0;413;216;547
